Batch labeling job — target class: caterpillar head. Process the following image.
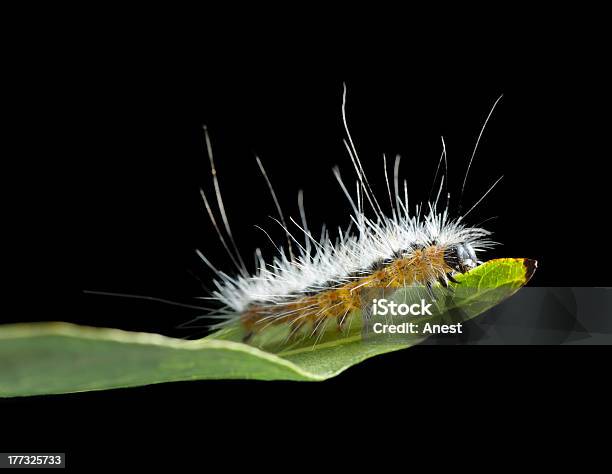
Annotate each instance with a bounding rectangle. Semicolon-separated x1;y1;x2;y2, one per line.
444;243;480;274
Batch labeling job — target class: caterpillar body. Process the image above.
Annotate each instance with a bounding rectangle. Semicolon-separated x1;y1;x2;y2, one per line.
198;87;500;345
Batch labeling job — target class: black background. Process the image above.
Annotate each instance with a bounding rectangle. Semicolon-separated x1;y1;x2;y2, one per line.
4;10;611;466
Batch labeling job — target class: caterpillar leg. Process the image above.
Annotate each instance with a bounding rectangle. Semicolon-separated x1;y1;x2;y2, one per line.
447;273;460;284
425;281;436;299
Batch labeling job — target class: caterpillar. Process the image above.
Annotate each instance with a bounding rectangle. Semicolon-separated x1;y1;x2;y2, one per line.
197;86;503;345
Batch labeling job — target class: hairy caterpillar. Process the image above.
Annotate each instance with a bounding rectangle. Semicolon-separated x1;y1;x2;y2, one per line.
197;86;508;345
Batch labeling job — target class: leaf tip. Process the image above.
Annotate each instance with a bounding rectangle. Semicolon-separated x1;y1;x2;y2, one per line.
523;258;538;282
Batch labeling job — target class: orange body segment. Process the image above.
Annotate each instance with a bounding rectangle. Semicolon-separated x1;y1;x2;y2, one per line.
241;245;452;335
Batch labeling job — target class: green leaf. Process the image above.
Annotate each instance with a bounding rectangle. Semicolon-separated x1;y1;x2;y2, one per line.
0;258;536;397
